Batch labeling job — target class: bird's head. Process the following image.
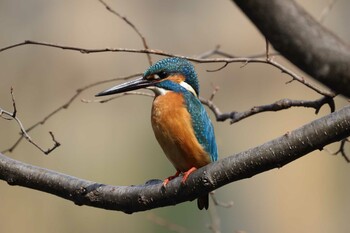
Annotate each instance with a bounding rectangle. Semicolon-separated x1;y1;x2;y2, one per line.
95;57;199;97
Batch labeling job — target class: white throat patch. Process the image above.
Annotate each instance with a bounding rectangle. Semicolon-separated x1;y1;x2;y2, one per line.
147;86;169;96
180;81;197;97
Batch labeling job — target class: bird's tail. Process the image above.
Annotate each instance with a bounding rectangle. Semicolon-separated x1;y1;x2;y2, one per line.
197;194;209;210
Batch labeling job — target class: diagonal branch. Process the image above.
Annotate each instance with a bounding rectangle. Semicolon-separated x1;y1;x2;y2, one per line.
319;0;339;23
332;138;350;163
1;74;141;154
1;105;349;213
98;0;152;65
0;88;60;154
233;0;350;97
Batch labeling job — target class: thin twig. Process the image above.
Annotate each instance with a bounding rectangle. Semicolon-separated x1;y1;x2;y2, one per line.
0;89;60;154
0;41;336;152
198;45;334;97
265;38;270;60
0;40;334;97
98;0;152;65
209;84;220;101
196;45;222;59
10;87;17;117
196;45;280;60
1;74;141;154
210;191;234;208
319;0;339;23
266;57;335;97
146;213;189;233
206;62;228;72
207;197;221;233
331;138;350;163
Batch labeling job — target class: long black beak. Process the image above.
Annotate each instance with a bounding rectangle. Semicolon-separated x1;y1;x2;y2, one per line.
95;77;153;97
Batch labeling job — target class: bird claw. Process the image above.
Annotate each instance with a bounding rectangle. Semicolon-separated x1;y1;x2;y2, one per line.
162;167;197;188
162;171;181;187
181;167;197;184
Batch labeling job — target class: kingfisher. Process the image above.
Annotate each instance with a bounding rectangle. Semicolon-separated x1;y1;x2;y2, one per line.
96;57;218;210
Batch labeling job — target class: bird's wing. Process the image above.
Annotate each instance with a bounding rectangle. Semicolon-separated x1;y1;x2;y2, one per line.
184;92;218;162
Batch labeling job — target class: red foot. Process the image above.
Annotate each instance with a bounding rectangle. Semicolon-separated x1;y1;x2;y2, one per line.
162;171;180;187
181;167;197;184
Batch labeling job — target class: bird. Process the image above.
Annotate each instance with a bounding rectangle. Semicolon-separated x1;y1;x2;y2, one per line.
96;57;218;210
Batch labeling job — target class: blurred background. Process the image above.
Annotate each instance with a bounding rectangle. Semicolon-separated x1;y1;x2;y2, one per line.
1;0;349;232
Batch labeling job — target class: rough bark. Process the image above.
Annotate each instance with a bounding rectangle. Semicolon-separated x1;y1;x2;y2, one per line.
233;0;350;97
1;106;349;213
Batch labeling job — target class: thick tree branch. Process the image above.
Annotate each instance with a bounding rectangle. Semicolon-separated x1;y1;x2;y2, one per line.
233;0;350;98
1;105;349;213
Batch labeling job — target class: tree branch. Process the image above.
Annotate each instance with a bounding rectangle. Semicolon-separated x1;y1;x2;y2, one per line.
97;0;153;65
1;74;141;154
1;105;349;213
0;88;60;154
0;40;335;97
200;96;335;123
232;0;350;98
331;138;350;162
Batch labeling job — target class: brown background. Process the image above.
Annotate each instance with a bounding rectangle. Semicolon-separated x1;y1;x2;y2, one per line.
1;1;349;232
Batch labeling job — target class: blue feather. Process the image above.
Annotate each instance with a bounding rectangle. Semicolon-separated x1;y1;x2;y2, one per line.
183;91;218;162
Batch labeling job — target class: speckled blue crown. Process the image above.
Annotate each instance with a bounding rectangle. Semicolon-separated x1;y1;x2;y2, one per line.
143;57;200;95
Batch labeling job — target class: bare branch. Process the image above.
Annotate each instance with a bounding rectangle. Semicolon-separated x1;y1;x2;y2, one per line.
210;192;234;208
0;40;335;97
332;138;350;163
0;38;335;153
0;89;60;154
265;38;270;60
209;84;220;102
1;74;141;154
1;105;349;213
233;0;350;97
266;57;334;97
200;96;335;123
319;0;338;23
207;198;222;233
146;213;189;233
10;87;17;117
196;45;222;59
197;45;279;59
97;0;152;66
200;46;333;97
206;62;228;72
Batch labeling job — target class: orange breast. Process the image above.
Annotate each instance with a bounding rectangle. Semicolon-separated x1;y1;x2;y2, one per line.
151;92;211;172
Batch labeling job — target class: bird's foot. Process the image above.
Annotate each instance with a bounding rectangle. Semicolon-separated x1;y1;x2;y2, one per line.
181;167;197;184
162;171;181;187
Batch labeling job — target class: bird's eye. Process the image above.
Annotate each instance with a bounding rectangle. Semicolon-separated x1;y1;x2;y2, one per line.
147;71;167;81
157;71;167;79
